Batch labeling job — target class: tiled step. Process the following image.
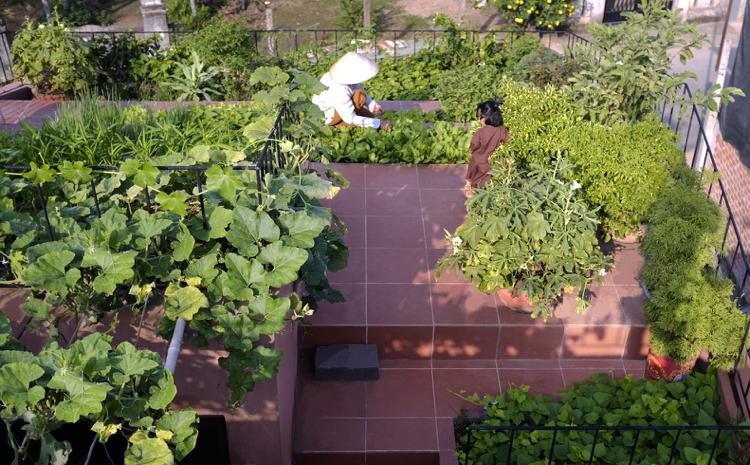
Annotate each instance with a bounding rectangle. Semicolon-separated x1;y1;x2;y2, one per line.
305;163;650;362
293;355;646;465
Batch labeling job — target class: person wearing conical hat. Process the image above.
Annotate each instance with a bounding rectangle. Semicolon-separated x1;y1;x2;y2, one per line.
312;52;391;129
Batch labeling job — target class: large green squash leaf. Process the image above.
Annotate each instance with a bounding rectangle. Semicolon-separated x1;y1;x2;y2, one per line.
21;250;80;293
47;371;111;423
164;284;208;320
278;210;328;248
0;362;45;412
226;207;280;257
124;438;174;465
257;241;308;288
224;253;265;299
156;409;199;460
81;248;138;294
205;165;243;202
110;341;160;384
148;370;177;410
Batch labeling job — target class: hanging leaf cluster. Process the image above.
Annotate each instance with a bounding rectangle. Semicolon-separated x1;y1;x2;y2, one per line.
0;329;198;465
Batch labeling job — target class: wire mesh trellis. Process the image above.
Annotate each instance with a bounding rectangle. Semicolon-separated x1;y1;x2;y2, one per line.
0;102;292;283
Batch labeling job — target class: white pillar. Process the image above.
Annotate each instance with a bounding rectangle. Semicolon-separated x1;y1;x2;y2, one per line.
265;1;275;55
674;0;691;20
0;17;11;83
576;0;605;24
590;0;605;23
140;0;170;49
364;0;372;28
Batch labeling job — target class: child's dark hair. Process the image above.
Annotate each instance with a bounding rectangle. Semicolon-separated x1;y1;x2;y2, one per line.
476;99;504;127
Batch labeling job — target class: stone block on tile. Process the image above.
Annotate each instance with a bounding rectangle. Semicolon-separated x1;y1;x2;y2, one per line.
315;344;379;381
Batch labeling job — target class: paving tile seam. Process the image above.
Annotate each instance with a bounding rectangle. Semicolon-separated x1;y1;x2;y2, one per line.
415;165;443;452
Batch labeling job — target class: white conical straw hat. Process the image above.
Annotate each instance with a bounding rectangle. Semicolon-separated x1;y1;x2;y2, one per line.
328;52;379;85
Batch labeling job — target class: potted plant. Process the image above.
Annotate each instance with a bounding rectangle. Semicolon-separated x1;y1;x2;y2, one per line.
436;156;609;320
640;170;747;379
10;14;94;99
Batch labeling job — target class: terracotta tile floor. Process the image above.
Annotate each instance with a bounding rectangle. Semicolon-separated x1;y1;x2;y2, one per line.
306;163;650;362
296;164;650;464
294;354;644;462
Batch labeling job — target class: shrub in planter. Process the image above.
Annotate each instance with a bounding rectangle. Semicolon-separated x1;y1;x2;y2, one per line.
493;78;577;167
569;0;743;125
10;15;95;96
493;79;683;239
89;33;160;99
171;17;282;100
641;169;747;370
437;157;610;319
562;118;684;239
511;48;581;88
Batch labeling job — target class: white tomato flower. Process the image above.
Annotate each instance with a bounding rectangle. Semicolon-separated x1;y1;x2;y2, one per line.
599;268;607;276
571;180;581;190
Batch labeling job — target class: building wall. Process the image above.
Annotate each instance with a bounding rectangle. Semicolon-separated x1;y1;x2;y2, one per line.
714;132;750;247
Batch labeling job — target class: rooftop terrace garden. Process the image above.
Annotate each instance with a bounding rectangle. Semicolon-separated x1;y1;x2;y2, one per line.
0;0;749;464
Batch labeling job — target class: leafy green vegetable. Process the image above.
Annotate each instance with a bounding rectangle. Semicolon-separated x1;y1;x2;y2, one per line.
458;370;734;465
0;334;197;465
437;157;609;319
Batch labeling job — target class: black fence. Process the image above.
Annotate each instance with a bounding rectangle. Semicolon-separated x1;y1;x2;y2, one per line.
460;424;750;465
0;27;592;85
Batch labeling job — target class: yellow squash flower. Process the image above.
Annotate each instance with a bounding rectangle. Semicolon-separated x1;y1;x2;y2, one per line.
515;17;524;23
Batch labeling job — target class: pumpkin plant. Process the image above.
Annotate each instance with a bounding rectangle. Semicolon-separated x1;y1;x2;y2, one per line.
0;66;348;408
437;157;609;319
0;329;198;465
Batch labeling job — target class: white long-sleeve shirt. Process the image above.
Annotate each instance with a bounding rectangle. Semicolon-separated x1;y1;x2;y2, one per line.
311;73;381;128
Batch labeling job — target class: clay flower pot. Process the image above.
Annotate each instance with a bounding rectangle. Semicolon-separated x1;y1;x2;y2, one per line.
495;288;535;314
645;349;697;381
613;225;647;246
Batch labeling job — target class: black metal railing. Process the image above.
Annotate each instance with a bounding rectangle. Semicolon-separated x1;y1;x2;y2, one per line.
459;424;750;465
0;102;293;285
0;27;591;76
657;86;750;412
